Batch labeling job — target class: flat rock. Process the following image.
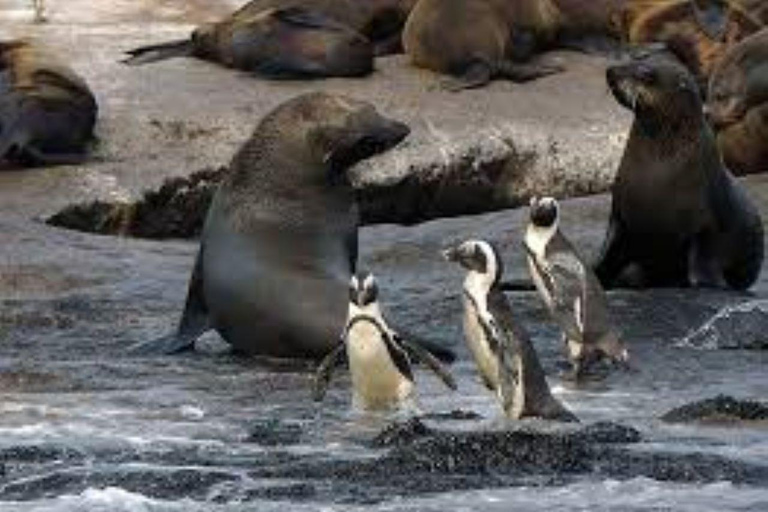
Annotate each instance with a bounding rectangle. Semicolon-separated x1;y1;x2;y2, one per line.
661;395;768;424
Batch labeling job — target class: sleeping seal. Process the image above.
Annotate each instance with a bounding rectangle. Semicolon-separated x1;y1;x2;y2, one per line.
132;93;411;359
0;39;97;166
595;47;764;290
123;5;374;78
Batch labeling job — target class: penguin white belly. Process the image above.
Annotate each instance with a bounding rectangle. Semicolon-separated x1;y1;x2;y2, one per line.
525;225;556;312
461;295;499;391
346;322;413;411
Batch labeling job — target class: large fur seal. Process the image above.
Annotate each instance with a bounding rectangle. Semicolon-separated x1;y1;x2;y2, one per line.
123;4;374;78
132;93;415;359
707;27;768;175
595;47;764;290
0;39;97;167
401;0;563;90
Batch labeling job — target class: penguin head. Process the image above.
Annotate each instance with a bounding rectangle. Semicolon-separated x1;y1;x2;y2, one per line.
349;271;379;307
442;240;503;284
529;196;559;229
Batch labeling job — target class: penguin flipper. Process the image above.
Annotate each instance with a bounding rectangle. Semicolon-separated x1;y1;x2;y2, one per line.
396;330;455;363
312;342;347;402
129;248;210;355
397;335;457;391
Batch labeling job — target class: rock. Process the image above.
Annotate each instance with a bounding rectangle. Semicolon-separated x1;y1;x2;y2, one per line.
371;417;433;448
246;419;304;446
661;395;768;424
677;300;768;349
46;167;225;239
43;129;621;239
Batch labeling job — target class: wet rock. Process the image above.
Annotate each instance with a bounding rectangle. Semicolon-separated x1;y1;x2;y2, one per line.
43;133;617;239
573;421;643;444
45;167;225;239
242;482;318;502
677;300;768;349
246;419;304;446
0;445;84;464
0;466;238;501
419;410;484;422
371;417;432;448
661;395;768;424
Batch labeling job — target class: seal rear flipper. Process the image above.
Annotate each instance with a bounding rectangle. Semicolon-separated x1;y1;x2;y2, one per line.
313;342;348;401
130;249;210;355
441;61;493;91
497;60;564;83
396;334;457;390
122;39;193;66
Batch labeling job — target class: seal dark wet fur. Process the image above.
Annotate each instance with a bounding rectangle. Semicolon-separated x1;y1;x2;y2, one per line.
596;47;764;290
132;93;413;359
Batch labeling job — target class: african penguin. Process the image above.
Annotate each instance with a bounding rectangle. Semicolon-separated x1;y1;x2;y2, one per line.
313;272;456;412
524;196;629;379
443;240;577;422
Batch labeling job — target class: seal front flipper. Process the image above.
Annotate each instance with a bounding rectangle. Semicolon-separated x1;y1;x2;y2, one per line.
312;341;348;402
441;60;493;91
497;60;564;83
395;334;457;390
122;39;193;66
130;249;210;355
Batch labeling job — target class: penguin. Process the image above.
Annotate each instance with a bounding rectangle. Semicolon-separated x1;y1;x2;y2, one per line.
443;240;577;422
524;196;629;379
313;272;456;411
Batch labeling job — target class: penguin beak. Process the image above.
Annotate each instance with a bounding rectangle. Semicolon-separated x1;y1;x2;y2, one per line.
441;247;459;262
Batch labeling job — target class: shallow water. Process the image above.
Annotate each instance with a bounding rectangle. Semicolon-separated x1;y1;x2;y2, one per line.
1;192;768;510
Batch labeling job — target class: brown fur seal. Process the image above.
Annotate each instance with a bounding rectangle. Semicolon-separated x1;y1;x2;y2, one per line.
402;0;564;90
619;0;765;87
0;39;97;167
707;28;768;175
595;47;764;290
226;0;419;55
130;93;455;361
123;5;374;78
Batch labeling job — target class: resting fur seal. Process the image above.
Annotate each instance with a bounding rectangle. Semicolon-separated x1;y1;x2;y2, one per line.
0;39;97;167
619;0;765;87
595;47;764;290
131;93;412;359
707;28;768;175
225;0;418;55
123;5;373;78
402;0;563;90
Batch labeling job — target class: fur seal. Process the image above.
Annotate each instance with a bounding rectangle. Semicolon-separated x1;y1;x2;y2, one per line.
524;197;628;379
401;0;564;90
707;27;768;175
619;0;765;87
313;272;456;411
0;39;97;167
123;4;374;78
595;47;764;290
131;93;412;359
443;240;577;422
